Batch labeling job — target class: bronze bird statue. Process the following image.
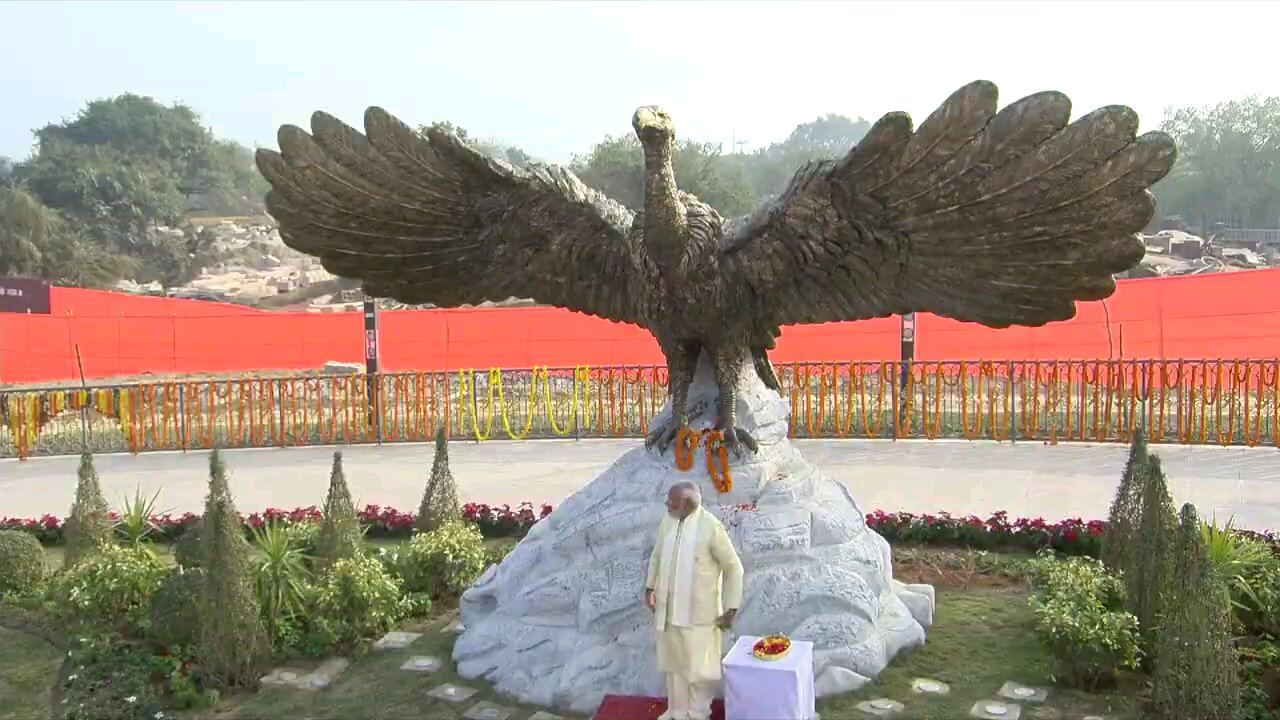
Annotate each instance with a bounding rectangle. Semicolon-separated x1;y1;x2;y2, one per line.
254;80;1176;457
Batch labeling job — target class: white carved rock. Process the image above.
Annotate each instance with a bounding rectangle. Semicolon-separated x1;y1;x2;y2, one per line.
452;355;934;716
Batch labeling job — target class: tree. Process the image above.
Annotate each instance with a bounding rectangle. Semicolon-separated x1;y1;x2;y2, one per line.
737;113;872;201
1127;454;1178;664
62;453;114;569
1151;503;1239;720
1155;95;1280;231
14;93;266;286
315;451;363;569
197;449;268;687
1102;427;1147;572
416;426;460;533
571;135;756;216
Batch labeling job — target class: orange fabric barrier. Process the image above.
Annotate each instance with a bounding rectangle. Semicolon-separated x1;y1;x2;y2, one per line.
2;270;1279;384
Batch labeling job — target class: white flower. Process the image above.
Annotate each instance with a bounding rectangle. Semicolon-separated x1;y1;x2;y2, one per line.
67;674;77;681
125;695;137;703
153;713;167;720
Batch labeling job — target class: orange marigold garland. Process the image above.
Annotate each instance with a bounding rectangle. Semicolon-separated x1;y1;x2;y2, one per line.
703;429;733;493
671;426;732;493
674;427;700;471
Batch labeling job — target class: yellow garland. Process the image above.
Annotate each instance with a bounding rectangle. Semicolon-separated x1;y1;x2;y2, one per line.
497;368;537;440
457;369;497;441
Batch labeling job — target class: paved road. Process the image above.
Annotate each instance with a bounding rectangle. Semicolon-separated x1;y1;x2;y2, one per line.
2;439;1277;530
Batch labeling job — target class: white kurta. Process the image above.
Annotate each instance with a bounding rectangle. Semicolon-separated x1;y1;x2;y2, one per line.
654;509;723;683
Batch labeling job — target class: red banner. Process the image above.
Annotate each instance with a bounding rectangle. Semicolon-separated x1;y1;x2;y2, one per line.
2;269;1279;384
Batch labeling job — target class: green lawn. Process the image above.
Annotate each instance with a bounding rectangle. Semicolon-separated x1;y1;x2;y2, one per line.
0;626;64;720
12;546;1145;720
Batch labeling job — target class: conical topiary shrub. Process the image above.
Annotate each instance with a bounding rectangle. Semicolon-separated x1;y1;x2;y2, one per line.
315;451;363;570
1151;503;1240;720
1102;425;1147;573
416;426;460;533
1128;454;1178;664
63;452;115;569
197;449;268;687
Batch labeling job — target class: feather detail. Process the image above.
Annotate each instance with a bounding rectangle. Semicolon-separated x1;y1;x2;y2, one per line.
722;80;1177;330
256;107;652;326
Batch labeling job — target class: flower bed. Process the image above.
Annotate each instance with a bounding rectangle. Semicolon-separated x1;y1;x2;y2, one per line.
3;505;1273;556
865;510;1108;556
0;502;555;545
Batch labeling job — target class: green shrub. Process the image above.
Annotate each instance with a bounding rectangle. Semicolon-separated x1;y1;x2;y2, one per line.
416;425;460;533
62;635;216;720
196;449;269;688
315;451;364;571
1029;552;1140;689
1239;637;1280;720
175;524;203;569
249;520;313;649
49;543;166;633
63;452;114;569
313;554;405;648
0;528;45;595
1127;454;1178;663
1101;427;1146;573
1238;560;1280;636
284;521;320;557
396;520;488;598
148;566;204;649
1201;514;1273;621
1151;503;1240;720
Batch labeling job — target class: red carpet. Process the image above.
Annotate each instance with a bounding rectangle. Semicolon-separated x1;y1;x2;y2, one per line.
593;695;726;720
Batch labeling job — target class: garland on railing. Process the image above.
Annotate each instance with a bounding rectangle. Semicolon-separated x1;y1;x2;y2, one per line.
0;389;133;455
3;360;1278;459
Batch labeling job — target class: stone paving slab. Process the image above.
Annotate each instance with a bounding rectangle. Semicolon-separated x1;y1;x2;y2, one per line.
399;655;443;672
4;440;1276;530
428;682;478;703
856;698;904;716
462;701;512;720
527;712;565;720
259;657;349;690
910;677;950;695
998;680;1049;703
971;700;1022;719
373;630;422;650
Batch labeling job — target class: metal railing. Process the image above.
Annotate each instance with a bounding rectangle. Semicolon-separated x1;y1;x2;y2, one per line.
2;359;1278;459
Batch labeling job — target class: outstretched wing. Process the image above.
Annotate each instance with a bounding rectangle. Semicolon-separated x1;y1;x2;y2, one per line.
722;80;1177;329
255;108;653;326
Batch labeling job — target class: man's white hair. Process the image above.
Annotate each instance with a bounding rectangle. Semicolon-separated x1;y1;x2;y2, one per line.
670;481;702;505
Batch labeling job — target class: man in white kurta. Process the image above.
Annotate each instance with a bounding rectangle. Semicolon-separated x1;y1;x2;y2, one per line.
645;482;745;720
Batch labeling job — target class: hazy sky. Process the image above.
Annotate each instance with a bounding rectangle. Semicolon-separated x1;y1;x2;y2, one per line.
2;0;1276;164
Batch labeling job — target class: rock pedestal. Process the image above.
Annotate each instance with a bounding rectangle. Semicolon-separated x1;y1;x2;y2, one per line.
452;354;934;715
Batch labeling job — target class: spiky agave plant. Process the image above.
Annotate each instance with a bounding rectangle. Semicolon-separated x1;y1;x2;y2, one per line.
1201;513;1272;616
249;520;313;641
114;485;169;551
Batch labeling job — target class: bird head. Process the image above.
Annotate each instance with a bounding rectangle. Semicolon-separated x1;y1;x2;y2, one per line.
632;106;675;147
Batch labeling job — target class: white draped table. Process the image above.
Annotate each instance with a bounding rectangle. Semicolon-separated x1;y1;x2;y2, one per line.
722;635;817;720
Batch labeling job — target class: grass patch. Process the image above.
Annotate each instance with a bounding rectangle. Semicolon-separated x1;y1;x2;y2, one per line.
821;588;1144;719
0;626;63;720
